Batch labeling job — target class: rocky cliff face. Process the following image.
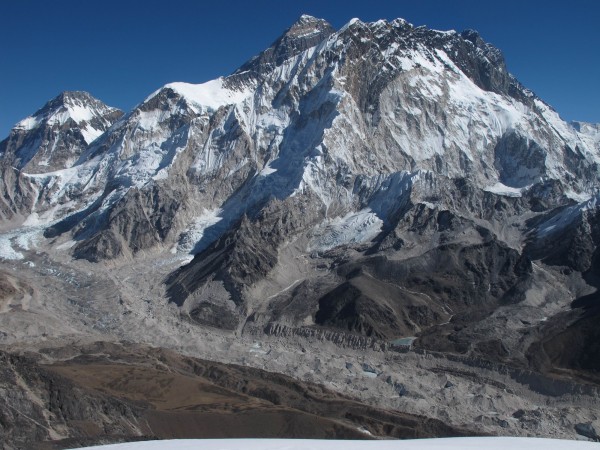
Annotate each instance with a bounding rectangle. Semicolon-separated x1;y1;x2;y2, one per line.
2;15;600;397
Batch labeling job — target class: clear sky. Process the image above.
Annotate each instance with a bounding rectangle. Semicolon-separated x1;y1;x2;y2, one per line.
1;0;598;138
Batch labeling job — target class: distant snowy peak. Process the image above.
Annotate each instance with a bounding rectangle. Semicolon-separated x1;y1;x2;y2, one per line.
15;91;122;144
1;91;122;173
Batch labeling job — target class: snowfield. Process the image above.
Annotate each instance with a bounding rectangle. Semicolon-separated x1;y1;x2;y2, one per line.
80;438;598;450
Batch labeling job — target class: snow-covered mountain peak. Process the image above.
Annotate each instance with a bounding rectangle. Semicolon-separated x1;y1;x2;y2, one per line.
14;91;121;144
293;14;330;27
4;17;600;447
391;17;411;27
460;29;484;45
1;91;122;173
286;14;333;35
3;15;600;260
48;90;105;109
234;15;334;76
344;17;363;27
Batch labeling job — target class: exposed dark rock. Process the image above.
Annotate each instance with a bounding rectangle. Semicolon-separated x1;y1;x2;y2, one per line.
575;422;600;441
315;274;446;339
494;131;547;188
235;15;336;78
167;196;321;308
72;185;182;261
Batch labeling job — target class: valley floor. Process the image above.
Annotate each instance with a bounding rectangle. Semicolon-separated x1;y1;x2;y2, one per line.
1;233;599;447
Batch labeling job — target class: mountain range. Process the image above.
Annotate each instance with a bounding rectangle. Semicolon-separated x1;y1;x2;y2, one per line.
1;15;600;447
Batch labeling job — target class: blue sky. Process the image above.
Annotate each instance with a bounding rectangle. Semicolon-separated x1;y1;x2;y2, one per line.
1;0;598;137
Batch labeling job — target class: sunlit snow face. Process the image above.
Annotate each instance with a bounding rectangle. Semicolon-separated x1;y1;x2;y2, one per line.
15;98;117;145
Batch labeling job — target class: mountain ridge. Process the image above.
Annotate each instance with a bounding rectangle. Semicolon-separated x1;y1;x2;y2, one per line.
1;15;600;444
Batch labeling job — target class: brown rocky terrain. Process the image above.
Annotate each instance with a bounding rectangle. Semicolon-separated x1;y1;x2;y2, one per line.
0;342;471;449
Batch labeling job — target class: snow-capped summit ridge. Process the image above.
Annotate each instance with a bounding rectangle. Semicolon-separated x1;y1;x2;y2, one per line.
297;14;325;23
3;14;600;264
0;91;122;177
290;14;332;28
339;17;364;32
233;15;334;76
145;78;252;113
14;90;121;144
279;14;334;41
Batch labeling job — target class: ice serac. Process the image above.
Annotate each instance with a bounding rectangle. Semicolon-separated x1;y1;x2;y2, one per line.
3;16;600;393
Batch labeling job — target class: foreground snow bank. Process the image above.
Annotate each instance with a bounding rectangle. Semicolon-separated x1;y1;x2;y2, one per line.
79;437;597;450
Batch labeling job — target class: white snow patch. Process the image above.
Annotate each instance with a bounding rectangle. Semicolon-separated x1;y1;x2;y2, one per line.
310;209;383;252
79;126;103;145
22;212;42;227
361;371;378;379
249;342;268;355
484;182;525;197
295;29;322;39
0;236;23;260
56;240;77;251
432;29;457;35
338;18;364;33
15;116;40;131
259;162;278;176
177;208;223;253
267;279;302;300
0;224;46;260
136;109;180;130
565;190;593;203
14;228;41;251
381;47;530;164
0;222;50;261
150;78;251;113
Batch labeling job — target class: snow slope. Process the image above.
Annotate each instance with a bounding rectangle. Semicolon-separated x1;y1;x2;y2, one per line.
79;437;598;450
149;78;253;114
